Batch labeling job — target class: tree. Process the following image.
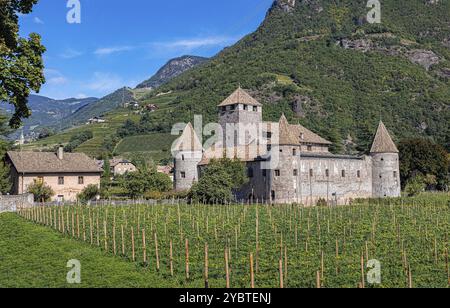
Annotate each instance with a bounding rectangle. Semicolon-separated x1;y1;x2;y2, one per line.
27;181;54;202
121;169;172;198
399;138;449;191
78;184;100;203
1;0;46;128
405;175;426;197
0;114;12;193
189;158;248;204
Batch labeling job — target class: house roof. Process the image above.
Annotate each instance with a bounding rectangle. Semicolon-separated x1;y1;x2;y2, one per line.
109;158;133;167
218;87;263;107
264;120;332;146
7;151;103;174
278;114;300;145
370;121;399;153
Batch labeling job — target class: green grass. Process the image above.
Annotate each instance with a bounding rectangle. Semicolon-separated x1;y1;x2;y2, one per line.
0;213;176;288
115;133;176;153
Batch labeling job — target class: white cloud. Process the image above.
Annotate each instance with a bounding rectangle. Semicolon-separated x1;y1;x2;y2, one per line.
33;17;44;24
94;46;134;56
85;72;123;93
60;48;84;59
44;69;68;85
76;93;88;99
159;36;236;49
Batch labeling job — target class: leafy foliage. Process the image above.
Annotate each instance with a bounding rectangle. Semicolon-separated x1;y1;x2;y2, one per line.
0;0;46;128
77;184;100;203
190;158;248;204
120;169;172;198
64;131;93;152
399;138;449;190
27;181;54;202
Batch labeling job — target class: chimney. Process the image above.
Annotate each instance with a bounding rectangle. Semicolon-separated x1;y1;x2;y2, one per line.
57;145;64;160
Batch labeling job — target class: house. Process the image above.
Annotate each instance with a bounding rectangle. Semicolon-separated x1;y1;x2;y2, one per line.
145;104;159;112
6;147;102;202
109;158;137;176
173;87;401;206
87;117;107;124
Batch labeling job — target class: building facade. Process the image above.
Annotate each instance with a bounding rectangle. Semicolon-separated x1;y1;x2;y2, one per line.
6;147;102;202
173;88;401;205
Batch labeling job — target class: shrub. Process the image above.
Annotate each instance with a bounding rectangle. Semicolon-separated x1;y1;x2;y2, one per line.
27;182;55;202
78;184;100;202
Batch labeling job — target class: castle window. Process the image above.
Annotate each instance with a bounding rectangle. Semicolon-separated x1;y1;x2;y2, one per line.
266;132;272;139
357;170;361;178
253;106;258;112
326;169;330;177
247;167;254;178
275;170;281;177
271;190;276;201
307;145;313;152
381;157;384;161
262;170;267;177
58;176;65;185
341;170;346;178
310;169;314;177
267;145;272;152
182;155;185;161
293;169;298;176
394;171;397;178
230;105;236;111
243;105;248;111
78;176;84;185
293;148;297;156
181;172;186;179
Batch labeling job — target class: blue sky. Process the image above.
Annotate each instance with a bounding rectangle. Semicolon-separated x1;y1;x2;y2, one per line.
18;0;274;99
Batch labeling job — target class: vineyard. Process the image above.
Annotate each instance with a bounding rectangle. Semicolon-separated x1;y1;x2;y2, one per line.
15;195;450;288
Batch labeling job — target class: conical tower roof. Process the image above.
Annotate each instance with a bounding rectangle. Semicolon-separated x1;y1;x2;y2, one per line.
173;123;203;152
278;114;299;145
370;121;399;153
218;87;262;107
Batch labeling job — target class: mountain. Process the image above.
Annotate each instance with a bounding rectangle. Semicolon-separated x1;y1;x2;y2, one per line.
137;0;450;152
135;55;208;89
53;87;135;130
1;95;97;139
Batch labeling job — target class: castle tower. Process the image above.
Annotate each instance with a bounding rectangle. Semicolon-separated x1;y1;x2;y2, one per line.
218;87;263;148
370;121;401;198
269;114;302;204
173;123;203;191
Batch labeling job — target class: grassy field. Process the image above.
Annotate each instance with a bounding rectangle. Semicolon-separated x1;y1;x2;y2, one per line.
5;194;449;288
115;133;177;163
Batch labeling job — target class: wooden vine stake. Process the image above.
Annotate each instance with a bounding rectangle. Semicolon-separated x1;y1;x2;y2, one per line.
170;240;174;277
279;258;284;289
185;238;190;280
360;253;365;289
204;243;209;288
142;229;147;264
154;232;160;271
445;247;449;286
316;271;321;289
131;227;135;262
121;225;125;256
250;253;255;288
225;248;230;288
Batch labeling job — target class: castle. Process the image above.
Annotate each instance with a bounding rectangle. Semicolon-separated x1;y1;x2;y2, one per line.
173;87;401;205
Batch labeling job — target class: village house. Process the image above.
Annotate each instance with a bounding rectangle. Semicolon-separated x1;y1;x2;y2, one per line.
109;158;137;176
6;147;102;202
87;117;107;125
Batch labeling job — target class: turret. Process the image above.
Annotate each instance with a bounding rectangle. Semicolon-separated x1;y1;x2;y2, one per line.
269;114;301;204
173;123;203;191
370;121;401;198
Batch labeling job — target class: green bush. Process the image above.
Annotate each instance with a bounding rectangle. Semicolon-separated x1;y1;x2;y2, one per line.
27;181;55;202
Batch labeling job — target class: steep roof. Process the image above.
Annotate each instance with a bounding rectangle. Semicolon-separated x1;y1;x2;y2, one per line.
172;123;203;152
218;87;263;107
7;151;103;174
278;114;300;145
370;121;399;153
264;120;332;145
